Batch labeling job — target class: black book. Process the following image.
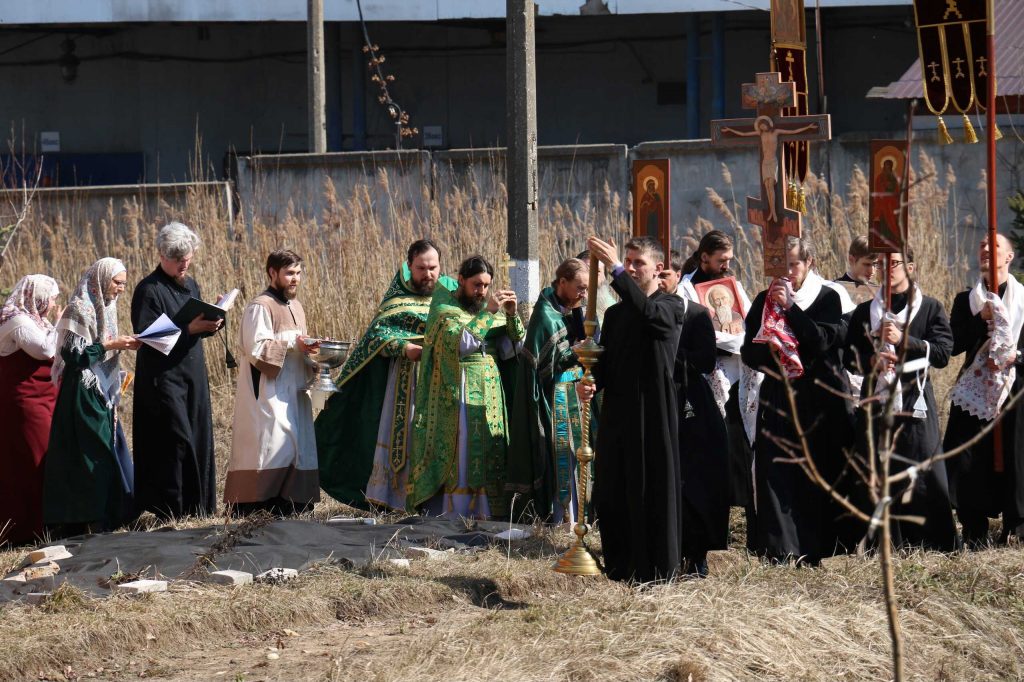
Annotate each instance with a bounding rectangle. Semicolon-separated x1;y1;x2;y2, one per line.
171;289;239;337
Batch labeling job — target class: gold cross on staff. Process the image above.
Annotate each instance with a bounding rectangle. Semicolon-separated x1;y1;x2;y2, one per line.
498;252;515;286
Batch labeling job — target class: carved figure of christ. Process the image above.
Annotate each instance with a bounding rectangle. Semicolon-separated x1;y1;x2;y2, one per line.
719;116;820;223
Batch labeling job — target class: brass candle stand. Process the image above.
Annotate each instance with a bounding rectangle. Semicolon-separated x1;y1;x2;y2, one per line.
554;255;603;576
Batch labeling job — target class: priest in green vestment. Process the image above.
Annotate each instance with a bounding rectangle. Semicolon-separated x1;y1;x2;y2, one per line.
316;240;454;510
406;255;525;519
506;257;597;523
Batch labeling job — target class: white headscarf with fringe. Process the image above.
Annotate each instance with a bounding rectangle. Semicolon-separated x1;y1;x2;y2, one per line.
0;274;59;339
51;257;126;405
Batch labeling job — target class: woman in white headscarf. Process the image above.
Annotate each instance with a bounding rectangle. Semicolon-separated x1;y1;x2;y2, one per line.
0;274;61;544
43;258;141;535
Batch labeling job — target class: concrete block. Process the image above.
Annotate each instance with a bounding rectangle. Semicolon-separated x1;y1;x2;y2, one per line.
387;558;411;569
206;570;254;586
115;579;168;594
26;546;72;564
255;568;298;583
495;528;532;541
404;546;453;561
22;561;60;581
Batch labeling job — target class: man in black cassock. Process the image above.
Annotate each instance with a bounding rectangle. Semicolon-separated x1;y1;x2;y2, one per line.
741;237;853;565
945;235;1024;547
131;222;222;520
587;235;685;583
660;256;729;577
845;246;958;551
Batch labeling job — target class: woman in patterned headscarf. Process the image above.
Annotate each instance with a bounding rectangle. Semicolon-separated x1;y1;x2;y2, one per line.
0;274;61;544
43;258;141;536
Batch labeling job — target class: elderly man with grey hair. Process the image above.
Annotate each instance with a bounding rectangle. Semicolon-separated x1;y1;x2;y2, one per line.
131;221;222;520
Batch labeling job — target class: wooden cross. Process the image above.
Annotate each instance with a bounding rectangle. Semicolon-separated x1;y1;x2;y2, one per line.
498;252;515;286
711;72;831;277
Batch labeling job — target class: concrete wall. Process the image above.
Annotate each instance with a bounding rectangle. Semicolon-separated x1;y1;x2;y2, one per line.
0;7;918;181
234;134;1024;241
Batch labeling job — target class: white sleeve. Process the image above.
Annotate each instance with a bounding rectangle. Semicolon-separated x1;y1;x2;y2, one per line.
240;304;276;361
459;330;483;357
13;324;57;361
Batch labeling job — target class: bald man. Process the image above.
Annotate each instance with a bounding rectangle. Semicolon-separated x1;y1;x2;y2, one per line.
945;234;1024;547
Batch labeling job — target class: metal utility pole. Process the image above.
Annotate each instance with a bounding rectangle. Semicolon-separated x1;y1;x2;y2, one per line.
307;0;327;153
506;0;540;314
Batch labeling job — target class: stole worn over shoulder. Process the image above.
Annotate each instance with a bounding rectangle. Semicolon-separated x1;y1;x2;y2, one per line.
315;264;455;507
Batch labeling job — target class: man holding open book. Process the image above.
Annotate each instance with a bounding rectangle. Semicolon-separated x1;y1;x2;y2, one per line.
131;222;224;520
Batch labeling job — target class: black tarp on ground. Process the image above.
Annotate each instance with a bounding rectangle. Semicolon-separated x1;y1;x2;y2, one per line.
1;517;525;601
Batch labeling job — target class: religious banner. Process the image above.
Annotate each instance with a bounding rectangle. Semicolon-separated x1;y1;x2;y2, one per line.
868;140;909;253
632;159;671;258
711;72;831;277
771;0;811;187
912;0;993;143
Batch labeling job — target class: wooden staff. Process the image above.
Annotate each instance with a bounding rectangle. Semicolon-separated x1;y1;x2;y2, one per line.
987;0;1003;472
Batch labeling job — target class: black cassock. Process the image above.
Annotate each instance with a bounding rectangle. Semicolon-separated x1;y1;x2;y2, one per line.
741;286;854;564
593;271;685;582
846;290;958;551
944;283;1024;543
675;300;730;559
131;267;217;519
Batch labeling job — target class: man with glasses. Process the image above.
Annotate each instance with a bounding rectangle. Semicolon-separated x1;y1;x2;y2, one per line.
507;257;596;523
844;247;958;550
132;222;222;521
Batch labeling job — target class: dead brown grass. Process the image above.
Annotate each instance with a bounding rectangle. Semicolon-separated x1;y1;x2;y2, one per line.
0;151;1013;681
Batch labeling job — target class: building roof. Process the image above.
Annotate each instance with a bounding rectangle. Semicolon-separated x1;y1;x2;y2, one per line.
0;0;910;25
867;0;1024;99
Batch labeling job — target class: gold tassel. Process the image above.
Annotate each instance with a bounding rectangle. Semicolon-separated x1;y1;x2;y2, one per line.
993;122;1004;141
936;116;954;145
962;114;978;144
797;185;807;213
786;181;798;209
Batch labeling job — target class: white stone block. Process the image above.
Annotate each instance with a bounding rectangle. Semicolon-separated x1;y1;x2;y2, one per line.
115;579;168;594
255;568;298;583
26;546;72;564
22;561;60;581
387;558;411;568
206;570;254;586
404;546;453;561
495;528;532;541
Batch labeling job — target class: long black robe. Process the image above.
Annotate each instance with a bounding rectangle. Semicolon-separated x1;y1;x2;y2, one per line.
741;286;854;563
131;267;216;519
846;291;958;551
675;299;730;557
593;271;685;582
688;268;753;509
944;284;1024;541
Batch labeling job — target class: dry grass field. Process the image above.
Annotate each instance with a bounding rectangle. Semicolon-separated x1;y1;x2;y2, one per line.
0;152;1019;681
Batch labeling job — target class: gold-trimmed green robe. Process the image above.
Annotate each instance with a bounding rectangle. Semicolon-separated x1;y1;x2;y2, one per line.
315;265;456;509
406;281;524;518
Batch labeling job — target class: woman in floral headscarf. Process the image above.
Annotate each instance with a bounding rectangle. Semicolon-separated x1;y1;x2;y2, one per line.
43;258;141;536
0;274;61;544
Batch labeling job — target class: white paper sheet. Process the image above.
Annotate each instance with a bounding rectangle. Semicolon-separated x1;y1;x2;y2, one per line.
135;313;181;356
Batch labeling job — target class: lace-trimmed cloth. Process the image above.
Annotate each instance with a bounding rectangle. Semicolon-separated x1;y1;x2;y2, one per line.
949;277;1024;420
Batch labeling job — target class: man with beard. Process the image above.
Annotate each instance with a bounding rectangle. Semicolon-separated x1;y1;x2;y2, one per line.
741;237;853;564
131;222;222;521
588;235;685;582
225;250;321;516
945;234;1024;547
406;255;524;519
316;240;455;510
661;251;730;577
679;231;761;517
506;257;596;523
846;246;957;550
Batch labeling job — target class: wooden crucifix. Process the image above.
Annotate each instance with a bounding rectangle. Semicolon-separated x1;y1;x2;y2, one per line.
711;72;831;277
